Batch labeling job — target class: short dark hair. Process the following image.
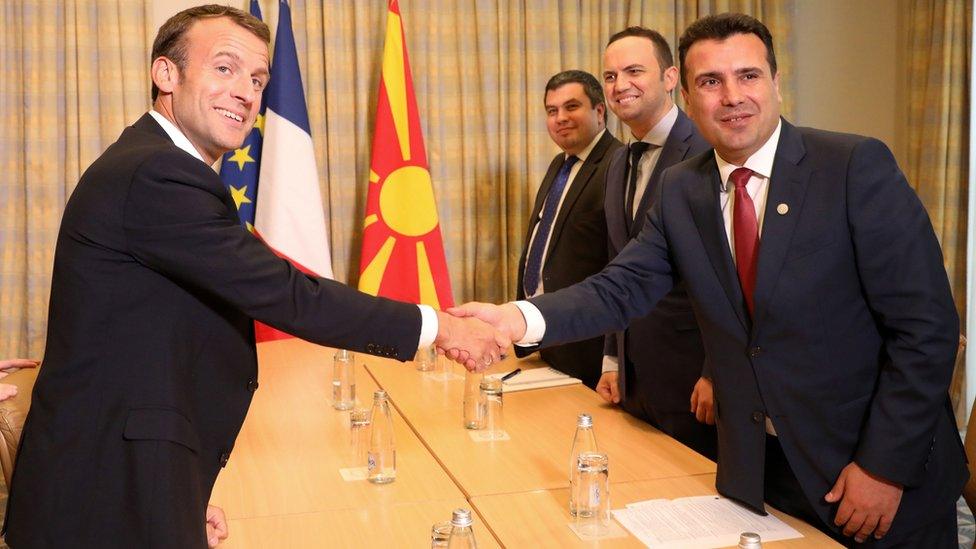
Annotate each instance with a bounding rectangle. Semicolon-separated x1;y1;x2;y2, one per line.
544;70;606;109
606;27;674;73
151;4;271;101
678;13;777;90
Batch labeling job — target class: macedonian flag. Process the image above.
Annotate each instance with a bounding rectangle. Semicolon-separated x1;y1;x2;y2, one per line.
358;0;454;309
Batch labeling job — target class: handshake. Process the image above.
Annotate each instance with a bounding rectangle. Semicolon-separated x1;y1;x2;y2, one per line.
433;302;530;372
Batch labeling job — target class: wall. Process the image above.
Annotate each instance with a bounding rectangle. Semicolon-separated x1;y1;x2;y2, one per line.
791;1;903;162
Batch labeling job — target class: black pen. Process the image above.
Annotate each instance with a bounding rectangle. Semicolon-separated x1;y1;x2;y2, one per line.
500;368;522;382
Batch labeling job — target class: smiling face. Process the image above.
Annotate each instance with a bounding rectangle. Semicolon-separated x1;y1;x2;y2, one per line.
681;32;781;165
544;82;605;155
151;17;269;165
602;36;677;139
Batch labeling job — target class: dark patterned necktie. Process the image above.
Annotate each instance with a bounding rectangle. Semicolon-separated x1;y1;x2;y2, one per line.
625;141;652;221
524;155;579;296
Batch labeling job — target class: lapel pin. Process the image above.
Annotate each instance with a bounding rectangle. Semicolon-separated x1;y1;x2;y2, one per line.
776;203;789;215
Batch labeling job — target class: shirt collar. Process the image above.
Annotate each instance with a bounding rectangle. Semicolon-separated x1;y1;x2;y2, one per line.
148;110;206;164
565;128;606;163
715;118;783;190
632;104;678;148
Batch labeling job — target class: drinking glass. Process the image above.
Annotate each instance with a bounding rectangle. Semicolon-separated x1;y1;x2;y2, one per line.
415;344;437;372
349;407;371;466
575;452;610;537
478;378;503;438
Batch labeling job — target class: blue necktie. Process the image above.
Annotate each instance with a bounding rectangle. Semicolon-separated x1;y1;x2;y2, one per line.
524;155;579;296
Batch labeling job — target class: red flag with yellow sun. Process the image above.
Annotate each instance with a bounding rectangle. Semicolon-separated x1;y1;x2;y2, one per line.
358;0;454;309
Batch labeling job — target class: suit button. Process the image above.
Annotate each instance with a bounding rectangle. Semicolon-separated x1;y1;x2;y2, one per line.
366;343;376;353
247;379;259;392
751;411;764;424
219;452;231;467
748;346;762;358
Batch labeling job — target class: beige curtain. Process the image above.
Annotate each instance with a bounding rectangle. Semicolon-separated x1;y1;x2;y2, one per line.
283;0;794;304
0;0;152;358
903;0;971;425
0;0;795;358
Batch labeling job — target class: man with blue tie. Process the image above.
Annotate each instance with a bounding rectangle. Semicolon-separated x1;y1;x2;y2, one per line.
453;13;966;546
515;70;622;388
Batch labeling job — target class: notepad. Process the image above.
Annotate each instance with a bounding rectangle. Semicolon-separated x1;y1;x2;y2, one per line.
486;367;582;392
611;495;802;548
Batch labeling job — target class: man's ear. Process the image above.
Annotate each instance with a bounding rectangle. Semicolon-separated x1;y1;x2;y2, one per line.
151;57;179;95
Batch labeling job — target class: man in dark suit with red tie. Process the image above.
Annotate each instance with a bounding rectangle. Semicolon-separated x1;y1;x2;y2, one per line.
453;13;966;547
516;70;622;389
596;27;715;459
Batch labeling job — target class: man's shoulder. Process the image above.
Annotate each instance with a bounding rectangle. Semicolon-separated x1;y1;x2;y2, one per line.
96;117;201;175
80;119;219;201
664;147;715;179
584;131;624;165
672;108;711;153
796;124;871;146
789;123;890;161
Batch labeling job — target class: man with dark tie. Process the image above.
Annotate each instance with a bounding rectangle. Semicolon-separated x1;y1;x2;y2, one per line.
515;70;622;389
597;27;715;459
452;13;966;547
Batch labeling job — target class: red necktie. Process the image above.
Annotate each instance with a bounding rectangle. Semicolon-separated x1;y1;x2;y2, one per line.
731;167;759;315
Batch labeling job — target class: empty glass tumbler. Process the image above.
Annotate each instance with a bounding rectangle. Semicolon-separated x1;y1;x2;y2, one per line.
415;344;437;372
462;371;483;429
332;349;356;410
478;378;503;437
430;521;452;548
574;452;610;537
349;407;371;466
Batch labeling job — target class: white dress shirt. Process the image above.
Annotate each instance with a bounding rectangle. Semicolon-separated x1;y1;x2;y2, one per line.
716;120;782;254
627;104;679;219
148;110;438;349
524;129;607;297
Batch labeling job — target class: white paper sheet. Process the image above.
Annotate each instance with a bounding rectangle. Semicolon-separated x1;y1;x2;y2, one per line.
486;367;582;392
611;495;802;548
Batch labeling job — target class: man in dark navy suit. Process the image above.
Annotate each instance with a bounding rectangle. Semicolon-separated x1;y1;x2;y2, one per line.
452;13;966;547
597;27;715;460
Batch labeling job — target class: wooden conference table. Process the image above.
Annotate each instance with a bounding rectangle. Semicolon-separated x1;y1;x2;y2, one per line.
211;339;839;548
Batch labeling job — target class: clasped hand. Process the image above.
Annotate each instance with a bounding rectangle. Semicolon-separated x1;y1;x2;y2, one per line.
435;302;527;372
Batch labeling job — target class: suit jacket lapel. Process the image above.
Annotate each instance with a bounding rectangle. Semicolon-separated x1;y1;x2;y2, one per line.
690;156;750;331
752;121;811;329
548;132;613;251
632;111;694;238
605;147;630;251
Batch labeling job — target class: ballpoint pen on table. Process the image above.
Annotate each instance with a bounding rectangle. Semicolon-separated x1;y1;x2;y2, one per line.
500;368;522;382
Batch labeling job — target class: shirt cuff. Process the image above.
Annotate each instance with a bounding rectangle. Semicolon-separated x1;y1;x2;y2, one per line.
512;300;545;345
601;355;619;373
416;304;438;349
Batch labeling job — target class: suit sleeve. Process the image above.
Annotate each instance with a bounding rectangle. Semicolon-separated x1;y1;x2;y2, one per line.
603;334;618;358
121;151;422;361
846;138;959;486
529;188;675;348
